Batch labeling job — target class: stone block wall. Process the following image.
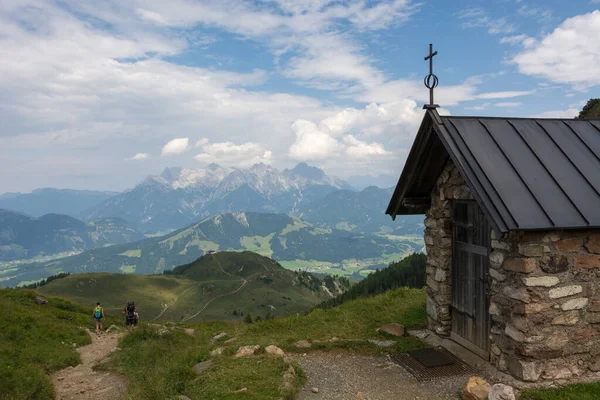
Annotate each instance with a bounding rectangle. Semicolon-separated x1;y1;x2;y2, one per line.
424;159;600;386
424;161;474;336
489;229;600;384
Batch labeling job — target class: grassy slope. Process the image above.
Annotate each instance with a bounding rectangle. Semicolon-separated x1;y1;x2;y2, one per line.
0;289;120;399
109;287;427;400
520;383;600;400
39;252;344;322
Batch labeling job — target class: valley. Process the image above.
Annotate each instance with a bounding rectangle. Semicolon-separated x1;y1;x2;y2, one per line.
4;212;419;287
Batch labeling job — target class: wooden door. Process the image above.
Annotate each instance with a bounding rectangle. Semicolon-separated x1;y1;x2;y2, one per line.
451;200;491;359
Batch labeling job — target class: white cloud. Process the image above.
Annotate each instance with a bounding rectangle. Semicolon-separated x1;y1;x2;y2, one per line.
533;108;579;118
511;11;600;89
495;102;522;107
476;90;534;100
130;153;149;160
499;35;537;48
161;138;190;156
289;120;341;160
517;5;553;22
343;135;390;158
195;138;210;147
195;140;272;167
457;8;515;35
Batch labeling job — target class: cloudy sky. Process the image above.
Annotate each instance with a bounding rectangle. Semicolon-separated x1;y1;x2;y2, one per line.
1;0;599;193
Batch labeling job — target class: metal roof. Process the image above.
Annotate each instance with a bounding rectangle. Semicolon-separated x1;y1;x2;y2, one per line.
386;109;600;233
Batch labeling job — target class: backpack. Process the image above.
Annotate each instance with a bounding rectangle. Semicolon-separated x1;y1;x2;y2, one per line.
127;302;135;316
94;306;102;319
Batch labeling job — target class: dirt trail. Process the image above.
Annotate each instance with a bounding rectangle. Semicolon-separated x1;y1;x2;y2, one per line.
294;351;464;400
52;330;128;400
182;254;248;322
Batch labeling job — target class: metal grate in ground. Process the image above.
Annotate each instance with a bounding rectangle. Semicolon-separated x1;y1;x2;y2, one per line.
390;346;477;381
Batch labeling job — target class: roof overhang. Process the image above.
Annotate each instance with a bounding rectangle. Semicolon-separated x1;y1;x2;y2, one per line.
386;109;600;234
386;109;503;234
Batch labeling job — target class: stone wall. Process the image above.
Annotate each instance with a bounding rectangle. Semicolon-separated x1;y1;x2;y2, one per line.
424;160;474;336
489;229;600;385
424;159;600;386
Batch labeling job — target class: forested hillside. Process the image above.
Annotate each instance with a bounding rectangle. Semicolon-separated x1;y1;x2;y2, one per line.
316;253;426;309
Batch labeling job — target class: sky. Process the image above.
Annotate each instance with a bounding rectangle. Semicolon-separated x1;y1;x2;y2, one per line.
1;0;599;193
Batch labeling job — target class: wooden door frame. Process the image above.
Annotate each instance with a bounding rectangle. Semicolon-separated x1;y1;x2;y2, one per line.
450;200;492;360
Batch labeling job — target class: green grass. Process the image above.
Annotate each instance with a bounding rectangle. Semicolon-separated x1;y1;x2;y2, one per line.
520;383;600;400
109;287;426;400
119;264;136;273
38;252;338;323
119;249;141;257
239;234;275;256
0;289;121;400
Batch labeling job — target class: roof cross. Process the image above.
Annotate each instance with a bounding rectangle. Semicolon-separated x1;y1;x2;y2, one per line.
423;43;439;109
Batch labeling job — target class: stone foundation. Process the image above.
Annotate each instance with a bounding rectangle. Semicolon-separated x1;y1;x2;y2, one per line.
489;229;600;385
424;159;600;386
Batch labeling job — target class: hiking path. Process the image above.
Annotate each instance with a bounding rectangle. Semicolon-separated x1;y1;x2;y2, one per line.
52;330;128;400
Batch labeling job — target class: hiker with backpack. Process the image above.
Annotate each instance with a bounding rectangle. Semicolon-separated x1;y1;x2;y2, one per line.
123;301;139;330
93;302;105;334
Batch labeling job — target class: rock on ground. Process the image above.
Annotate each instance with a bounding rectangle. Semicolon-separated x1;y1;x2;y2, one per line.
224;337;237;344
368;339;396;347
35;296;48;305
294;340;312;348
377;323;405;337
210;332;228;344
488;384;516;400
210;347;224;357
193;360;213;375
233;345;260;358
265;345;285;357
461;376;491;400
183;328;195;337
52;331;127;400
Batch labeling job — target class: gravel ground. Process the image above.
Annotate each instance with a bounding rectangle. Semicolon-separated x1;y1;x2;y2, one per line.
293;350;468;400
52;330;128;400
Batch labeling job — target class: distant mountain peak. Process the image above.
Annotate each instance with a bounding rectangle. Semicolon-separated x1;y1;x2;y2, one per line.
290;162;325;180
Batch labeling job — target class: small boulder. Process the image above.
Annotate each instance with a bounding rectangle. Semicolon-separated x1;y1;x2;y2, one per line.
210;347;224;357
193;360;214;375
377;323;405;337
183;328;195;337
233;345;260;358
211;332;228;344
72;343;77;348
311;387;319;394
293;340;312;348
265;345;285;357
356;392;366;400
368;339;396;347
35;296;48;305
461;376;491;400
488;384;516;400
224;337;238;344
235;387;248;392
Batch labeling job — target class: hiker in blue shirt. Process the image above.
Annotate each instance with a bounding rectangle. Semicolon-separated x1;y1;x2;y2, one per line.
93;302;105;334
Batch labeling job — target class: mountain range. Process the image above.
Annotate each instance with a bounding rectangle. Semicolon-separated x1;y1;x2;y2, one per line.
83;162;355;232
297;186;423;234
0;188;117;217
4;212;418;287
0;209;144;261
